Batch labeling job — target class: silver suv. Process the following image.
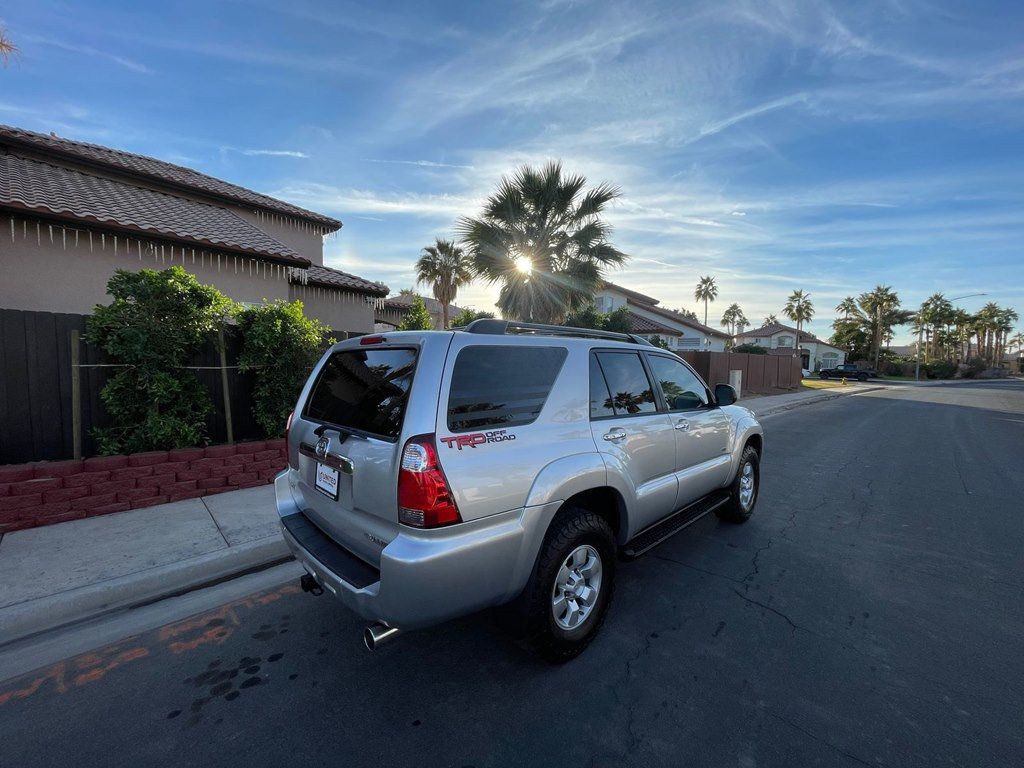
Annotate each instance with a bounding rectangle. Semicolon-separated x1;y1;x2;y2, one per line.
276;319;763;661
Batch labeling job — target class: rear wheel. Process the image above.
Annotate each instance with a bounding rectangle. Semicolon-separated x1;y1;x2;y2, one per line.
716;445;760;523
511;506;616;663
857;373;868;382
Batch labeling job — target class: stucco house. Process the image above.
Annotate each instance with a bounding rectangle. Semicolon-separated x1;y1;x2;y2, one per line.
0;125;387;334
734;322;846;371
594;282;730;351
374;293;464;331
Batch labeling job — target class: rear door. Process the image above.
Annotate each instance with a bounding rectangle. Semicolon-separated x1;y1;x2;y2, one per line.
291;343;421;566
589;350;677;533
645;353;731;507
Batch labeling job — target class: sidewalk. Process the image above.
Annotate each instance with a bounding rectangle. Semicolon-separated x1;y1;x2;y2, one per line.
743;381;882;417
0;485;288;647
0;382;883;648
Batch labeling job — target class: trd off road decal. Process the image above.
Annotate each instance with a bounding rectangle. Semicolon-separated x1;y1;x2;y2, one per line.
439;429;516;450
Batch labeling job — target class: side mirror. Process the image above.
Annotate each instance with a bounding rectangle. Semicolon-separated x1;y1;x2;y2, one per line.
715;383;737;406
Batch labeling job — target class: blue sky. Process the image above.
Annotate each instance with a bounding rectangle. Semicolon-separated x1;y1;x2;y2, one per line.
3;0;1023;342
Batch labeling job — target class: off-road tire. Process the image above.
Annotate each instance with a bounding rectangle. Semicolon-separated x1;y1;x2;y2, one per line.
716;445;760;523
511;506;616;663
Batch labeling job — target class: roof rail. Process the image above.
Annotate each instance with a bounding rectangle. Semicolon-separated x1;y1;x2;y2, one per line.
462;318;654;346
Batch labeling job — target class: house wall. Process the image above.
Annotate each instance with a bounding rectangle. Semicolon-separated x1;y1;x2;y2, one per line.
742;330;845;369
595;287;727;351
234;208;327;265
0;215;375;333
0;215;292;314
288;282;376;336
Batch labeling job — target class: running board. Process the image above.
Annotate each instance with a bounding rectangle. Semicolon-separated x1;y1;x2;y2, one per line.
622;491;731;559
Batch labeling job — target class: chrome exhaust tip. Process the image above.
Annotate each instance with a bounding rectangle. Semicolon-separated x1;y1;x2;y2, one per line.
363;622;400;651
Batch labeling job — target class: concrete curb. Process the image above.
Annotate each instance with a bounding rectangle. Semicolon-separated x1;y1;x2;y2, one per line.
0;535;291;648
753;385;887;418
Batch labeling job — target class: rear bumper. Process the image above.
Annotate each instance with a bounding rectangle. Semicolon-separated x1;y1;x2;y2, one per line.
275;470;559;630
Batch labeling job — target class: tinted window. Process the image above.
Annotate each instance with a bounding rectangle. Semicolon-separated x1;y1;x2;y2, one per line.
304;348;417;440
448;346;567;432
594;352;657;415
648;355;708;410
589;355;615;418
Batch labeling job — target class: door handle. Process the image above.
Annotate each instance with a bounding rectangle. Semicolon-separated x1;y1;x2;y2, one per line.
602;428;627;442
674;419;690;431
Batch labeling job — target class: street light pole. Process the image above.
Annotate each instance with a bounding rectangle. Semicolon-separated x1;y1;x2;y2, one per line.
915;292;987;382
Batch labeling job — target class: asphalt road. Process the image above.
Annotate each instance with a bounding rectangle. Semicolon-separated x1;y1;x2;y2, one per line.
2;381;1022;768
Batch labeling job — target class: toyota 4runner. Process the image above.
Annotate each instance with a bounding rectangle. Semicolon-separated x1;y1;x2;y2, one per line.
276;319;764;661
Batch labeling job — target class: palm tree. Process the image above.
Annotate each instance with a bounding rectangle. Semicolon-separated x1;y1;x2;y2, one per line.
0;27;15;65
457;161;626;323
414;238;474;329
858;286;912;369
835;297;858;319
694;275;718;326
762;314;778;326
720;303;748;336
782;290;814;360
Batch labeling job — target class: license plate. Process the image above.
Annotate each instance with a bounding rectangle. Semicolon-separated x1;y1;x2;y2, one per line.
314;463;340;500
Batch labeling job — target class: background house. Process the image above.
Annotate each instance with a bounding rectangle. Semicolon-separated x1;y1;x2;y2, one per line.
0;125;387;335
374;293;463;331
595;282;730;351
734;322;846;371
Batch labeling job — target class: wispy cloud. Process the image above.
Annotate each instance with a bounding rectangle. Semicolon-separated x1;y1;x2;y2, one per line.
363;158;474;169
223;147;310;159
23;34;152;73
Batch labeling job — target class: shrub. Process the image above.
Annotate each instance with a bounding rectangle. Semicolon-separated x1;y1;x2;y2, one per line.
397;296;435;330
733;343;768;355
924;360;957;380
451;307;495;327
86;267;234;454
648;335;671;349
236;300;333;438
603;306;634;334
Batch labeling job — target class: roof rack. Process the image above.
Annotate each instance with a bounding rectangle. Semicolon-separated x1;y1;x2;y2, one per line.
461;319;654;346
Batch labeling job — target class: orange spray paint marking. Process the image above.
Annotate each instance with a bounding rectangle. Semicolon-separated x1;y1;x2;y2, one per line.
73;647;149;686
0;663;68;706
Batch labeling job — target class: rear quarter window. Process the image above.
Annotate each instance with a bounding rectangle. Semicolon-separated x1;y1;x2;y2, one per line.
303;347;417;440
447;345;568;432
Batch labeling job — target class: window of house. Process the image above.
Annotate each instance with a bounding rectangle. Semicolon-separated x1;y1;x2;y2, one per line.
776;335;794;347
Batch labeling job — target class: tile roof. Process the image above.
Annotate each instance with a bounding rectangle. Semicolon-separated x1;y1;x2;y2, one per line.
735;321;833;346
298;264;388;297
626;310;681;335
0;124;341;230
0;152;309;265
601;281;661;305
627;300;730;338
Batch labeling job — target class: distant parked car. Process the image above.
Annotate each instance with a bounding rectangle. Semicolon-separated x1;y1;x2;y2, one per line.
819;363;874;381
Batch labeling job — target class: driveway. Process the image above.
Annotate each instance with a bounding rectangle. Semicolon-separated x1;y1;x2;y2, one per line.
2;381;1022;767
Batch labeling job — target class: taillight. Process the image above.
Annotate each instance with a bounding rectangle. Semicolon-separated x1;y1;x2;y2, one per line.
397;434;461;528
360;335;386;345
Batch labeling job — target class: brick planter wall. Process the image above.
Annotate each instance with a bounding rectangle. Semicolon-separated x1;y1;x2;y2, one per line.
0;440;287;534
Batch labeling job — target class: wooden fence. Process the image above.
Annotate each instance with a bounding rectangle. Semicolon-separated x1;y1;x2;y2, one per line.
678;350;802;394
0;309;343;466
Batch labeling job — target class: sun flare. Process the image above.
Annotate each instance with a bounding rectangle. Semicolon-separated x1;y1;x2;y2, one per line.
514;256;533;274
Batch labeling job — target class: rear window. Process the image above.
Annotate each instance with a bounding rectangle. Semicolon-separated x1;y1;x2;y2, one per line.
303;348;417;440
448;345;567;432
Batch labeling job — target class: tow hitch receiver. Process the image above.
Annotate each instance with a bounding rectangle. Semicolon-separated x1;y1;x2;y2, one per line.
300;573;324;596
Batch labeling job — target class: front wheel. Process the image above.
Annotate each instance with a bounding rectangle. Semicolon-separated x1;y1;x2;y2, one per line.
819;372;829;379
857;373;868;382
716;445;760;523
511;506;616;663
